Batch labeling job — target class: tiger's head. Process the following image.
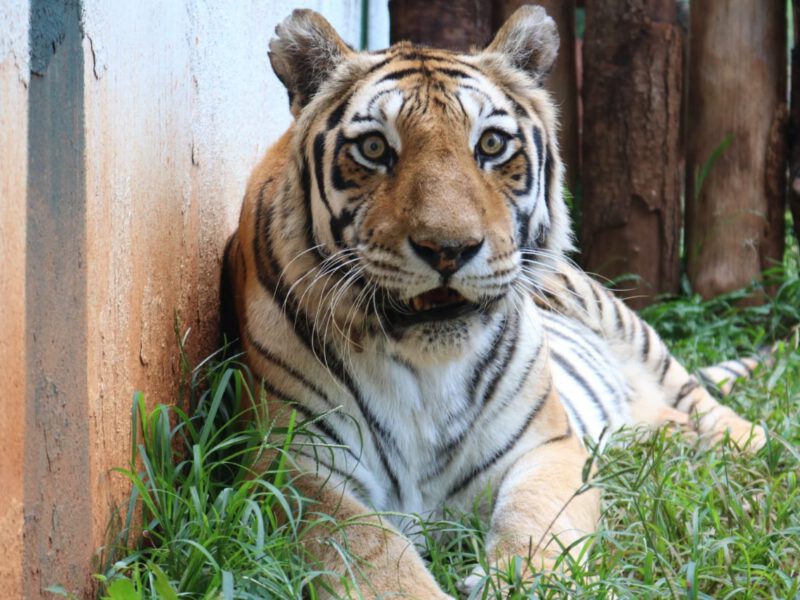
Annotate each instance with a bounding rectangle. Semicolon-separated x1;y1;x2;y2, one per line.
268;7;571;357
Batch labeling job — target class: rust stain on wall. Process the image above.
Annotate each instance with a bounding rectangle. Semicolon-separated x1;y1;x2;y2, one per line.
0;2;29;598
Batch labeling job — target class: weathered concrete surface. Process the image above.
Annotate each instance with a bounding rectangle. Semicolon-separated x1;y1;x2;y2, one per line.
79;4;365;595
0;1;29;598
12;2;377;598
25;0;94;595
2;1;385;598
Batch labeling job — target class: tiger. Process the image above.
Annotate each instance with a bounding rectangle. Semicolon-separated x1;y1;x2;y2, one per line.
221;6;766;598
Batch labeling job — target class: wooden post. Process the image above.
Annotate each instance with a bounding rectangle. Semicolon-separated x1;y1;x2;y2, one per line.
389;0;493;50
492;0;580;194
581;0;683;308
788;1;800;246
686;2;787;299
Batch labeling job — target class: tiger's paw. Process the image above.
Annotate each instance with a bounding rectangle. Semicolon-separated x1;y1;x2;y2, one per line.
699;406;767;452
456;552;557;598
457;564;488;597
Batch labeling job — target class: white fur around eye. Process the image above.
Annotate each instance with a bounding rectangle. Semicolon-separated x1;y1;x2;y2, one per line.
350;144;389;170
474;133;518;167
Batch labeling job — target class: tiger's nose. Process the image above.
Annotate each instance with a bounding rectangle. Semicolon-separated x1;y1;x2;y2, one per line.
409;237;484;276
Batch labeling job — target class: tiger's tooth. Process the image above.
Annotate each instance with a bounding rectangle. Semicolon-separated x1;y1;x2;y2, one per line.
410;296;423;311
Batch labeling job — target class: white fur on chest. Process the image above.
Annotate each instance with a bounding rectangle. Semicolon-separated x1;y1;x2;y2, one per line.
348;316;503;513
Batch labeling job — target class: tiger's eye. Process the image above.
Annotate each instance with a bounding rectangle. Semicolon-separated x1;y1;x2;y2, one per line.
360;135;387;161
478;130;506;156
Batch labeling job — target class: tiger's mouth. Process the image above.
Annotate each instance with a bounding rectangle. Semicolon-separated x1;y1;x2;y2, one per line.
381;286;484;328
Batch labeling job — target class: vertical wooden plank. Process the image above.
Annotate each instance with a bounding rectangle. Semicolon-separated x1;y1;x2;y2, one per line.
581;0;683;308
686;1;787;299
0;1;30;597
389;0;493;50
787;0;800;246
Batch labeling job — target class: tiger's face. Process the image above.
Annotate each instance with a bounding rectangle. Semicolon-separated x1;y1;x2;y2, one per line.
269;8;570;353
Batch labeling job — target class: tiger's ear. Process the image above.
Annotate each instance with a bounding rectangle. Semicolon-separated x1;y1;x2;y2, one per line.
483;5;559;84
269;10;354;117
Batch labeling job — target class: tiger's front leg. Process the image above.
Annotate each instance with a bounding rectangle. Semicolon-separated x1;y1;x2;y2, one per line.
293;470;454;599
462;430;600;595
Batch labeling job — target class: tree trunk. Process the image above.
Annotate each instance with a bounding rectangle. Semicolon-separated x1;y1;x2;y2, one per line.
686;1;787;299
389;0;492;51
492;0;580;194
788;1;800;246
581;0;683;308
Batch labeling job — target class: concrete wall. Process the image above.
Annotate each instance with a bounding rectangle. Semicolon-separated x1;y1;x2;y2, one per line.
0;1;388;597
0;1;30;597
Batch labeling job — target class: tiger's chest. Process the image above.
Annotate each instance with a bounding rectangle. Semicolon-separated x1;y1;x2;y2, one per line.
257;292;632;518
344;307;550;516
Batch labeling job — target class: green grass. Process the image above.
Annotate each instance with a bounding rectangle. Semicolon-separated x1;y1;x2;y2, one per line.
95;273;800;600
92;346;347;599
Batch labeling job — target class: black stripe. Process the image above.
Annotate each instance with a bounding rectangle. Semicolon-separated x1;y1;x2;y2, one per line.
511;148;533;198
562;273;587;313
489;347;543;418
542;424;572;446
313;133;357;246
351;113;381;124
558;392;587;440
545;321;627;411
465;316;509;407
696;369;716;390
299;159;321;254
658;354;672;384
295;449;369;500
543;145;554;208
364;56;392;75
628;313;640;347
366;87;402;112
458;84;494;103
478;314;521;407
497;86;530;119
532;127;544;205
245;329;337;411
738;359;757;374
261;381;347;450
378;67;422;82
390;50;488;76
441;324;514;451
641;322;651;361
421;340;543;485
516;208;531;248
613;298;624;334
717;363;748;379
327;93;352;129
585;278;598;308
434;67;475;79
422;316;523;481
672;380;699;408
446;383;551;499
331;154;359;191
312;133;333;214
551;351;610;423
